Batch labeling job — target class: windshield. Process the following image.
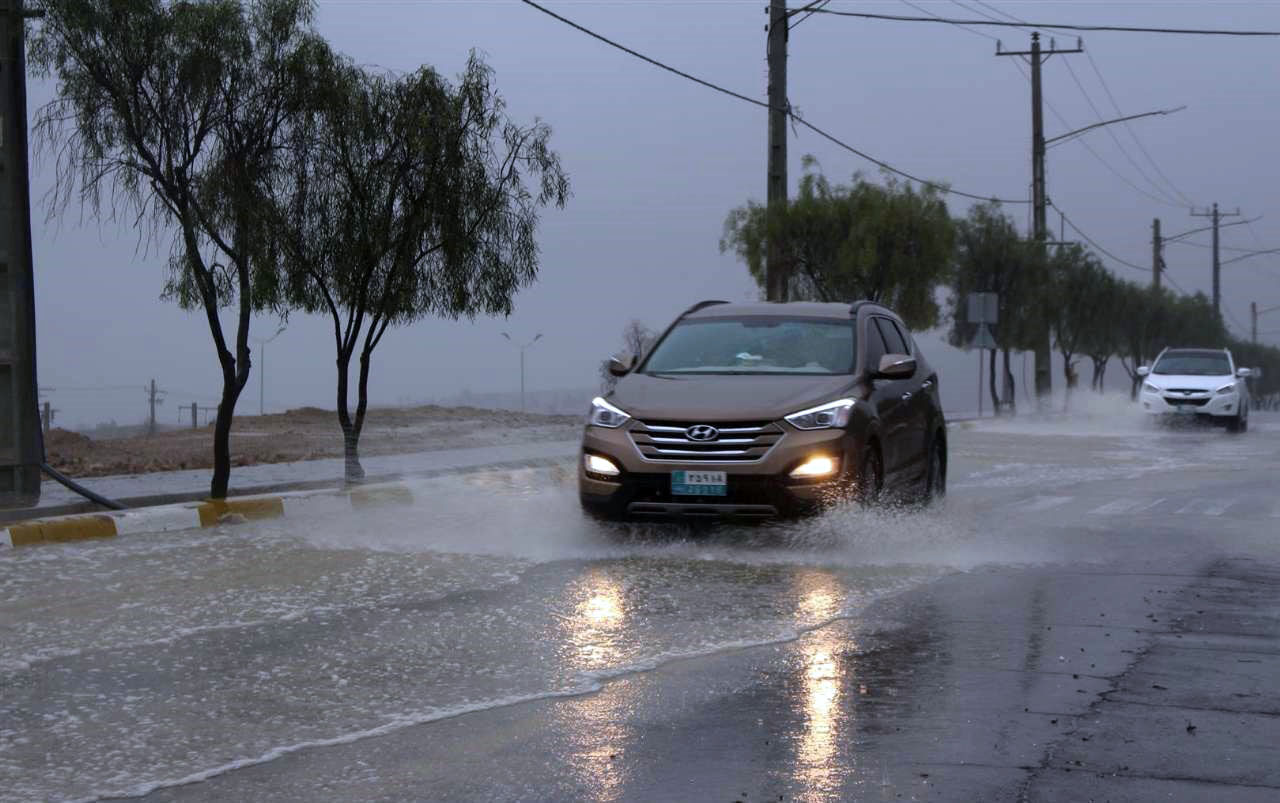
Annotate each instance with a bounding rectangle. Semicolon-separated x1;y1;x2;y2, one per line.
642;317;855;375
1152;352;1231;376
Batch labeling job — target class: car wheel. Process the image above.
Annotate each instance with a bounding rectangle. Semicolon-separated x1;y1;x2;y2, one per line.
857;443;884;507
923;435;946;504
1227;409;1244;434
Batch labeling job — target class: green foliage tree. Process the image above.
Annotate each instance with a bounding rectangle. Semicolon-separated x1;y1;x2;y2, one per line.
948;202;1046;414
32;0;320;498
272;51;568;482
720;159;954;331
1047;244;1109;408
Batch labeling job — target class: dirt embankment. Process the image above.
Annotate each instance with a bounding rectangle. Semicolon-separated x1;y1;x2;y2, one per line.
45;405;581;478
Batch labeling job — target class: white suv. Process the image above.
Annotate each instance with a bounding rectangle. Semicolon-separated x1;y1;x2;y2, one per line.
1137;348;1252;432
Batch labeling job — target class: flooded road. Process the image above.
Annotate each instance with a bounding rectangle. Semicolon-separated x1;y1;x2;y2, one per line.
3;413;1280;801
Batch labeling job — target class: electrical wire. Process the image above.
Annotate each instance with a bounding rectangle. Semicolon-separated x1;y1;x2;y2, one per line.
788;0;830;30
1083;48;1194;208
1051;202;1151;274
1060;57;1187;208
518;0;1030;204
789;8;1280;37
970;0;1030;26
899;0;997;41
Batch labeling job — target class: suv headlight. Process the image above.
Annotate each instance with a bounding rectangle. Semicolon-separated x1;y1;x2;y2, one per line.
1215;383;1236;395
785;398;855;430
588;397;631;428
1142;382;1161;394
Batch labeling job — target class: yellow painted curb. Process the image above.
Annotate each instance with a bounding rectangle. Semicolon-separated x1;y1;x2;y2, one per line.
197;497;286;527
8;515;118;546
349;485;415;509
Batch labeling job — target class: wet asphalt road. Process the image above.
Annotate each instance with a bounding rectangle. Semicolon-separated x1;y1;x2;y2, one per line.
3;410;1280;801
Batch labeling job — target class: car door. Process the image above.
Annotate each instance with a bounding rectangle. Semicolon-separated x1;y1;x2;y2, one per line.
880;318;929;478
865;316;911;480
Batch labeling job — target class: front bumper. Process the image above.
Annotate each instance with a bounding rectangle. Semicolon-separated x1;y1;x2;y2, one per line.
1139;389;1239;418
579;424;859;520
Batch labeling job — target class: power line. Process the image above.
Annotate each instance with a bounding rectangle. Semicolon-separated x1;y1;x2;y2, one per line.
518;0;1029;204
970;1;1030;26
899;0;998;41
1051;203;1150;274
1082;48;1194;207
788;8;1280;37
1060;57;1186;208
1009;59;1182;209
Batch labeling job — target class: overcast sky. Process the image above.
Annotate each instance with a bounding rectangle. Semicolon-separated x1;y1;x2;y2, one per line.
29;0;1280;428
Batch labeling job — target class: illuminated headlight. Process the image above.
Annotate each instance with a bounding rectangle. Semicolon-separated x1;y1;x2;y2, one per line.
790;455;839;479
587;397;630;428
583;454;621;477
1215;384;1236;396
1142;383;1161;394
785;398;855;430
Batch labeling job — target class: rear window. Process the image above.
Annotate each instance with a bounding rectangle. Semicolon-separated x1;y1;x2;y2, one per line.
642;317;855;375
1152;352;1231;376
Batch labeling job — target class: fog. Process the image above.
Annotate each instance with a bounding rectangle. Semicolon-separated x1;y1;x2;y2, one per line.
28;1;1280;429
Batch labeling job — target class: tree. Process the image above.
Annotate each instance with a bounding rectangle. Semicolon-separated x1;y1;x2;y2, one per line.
32;0;320;498
1047;245;1107;409
1077;268;1121;393
599;320;655;392
948;203;1045;414
721;158;955;331
273;52;568;482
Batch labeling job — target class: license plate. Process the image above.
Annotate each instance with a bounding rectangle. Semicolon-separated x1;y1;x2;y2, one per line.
1174;405;1196;414
672;470;727;496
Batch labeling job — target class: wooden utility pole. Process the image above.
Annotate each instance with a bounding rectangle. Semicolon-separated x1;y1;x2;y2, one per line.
766;0;788;301
1253;301;1258;344
997;33;1082;409
1191;203;1241;316
146;379;165;436
0;0;43;508
1152;218;1163;290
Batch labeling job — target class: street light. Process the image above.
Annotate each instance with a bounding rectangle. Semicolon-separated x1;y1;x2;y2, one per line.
501;332;543;413
1044;106;1186;148
252;324;287;416
1253;303;1280;344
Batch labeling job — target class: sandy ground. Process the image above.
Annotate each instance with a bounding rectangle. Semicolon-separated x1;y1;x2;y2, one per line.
43;405;581;478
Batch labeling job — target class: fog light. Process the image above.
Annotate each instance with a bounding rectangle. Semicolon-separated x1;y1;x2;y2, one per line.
790;455;838;479
584;454;620;477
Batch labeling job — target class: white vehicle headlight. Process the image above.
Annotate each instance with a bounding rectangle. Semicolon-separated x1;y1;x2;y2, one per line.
1215;384;1236;396
1142;382;1161;394
588;397;630;428
785;398;855;430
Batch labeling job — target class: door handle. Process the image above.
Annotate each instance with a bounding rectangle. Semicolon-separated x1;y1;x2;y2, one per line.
901;393;913;401
921;380;933;389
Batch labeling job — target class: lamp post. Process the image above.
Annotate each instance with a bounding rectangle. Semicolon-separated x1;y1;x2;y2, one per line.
501;332;542;413
1254;303;1280;345
252;324;287;416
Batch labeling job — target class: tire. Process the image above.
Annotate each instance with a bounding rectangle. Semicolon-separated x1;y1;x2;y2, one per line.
1227;408;1245;434
922;435;946;504
857;443;884;508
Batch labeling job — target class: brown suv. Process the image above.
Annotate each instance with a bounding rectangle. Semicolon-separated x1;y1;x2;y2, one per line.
580;300;947;519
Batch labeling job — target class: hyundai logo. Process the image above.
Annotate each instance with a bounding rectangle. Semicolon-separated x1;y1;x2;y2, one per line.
686;425;720;442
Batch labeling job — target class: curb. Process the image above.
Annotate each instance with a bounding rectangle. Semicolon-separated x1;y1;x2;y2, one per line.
1;480;423;550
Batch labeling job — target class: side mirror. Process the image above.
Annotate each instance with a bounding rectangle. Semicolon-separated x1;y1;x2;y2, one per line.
1236;367;1253;379
876;353;916;379
607;354;634;377
1136;366;1150;377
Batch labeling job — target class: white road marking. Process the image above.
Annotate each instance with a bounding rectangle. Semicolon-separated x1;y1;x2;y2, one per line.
1089;498;1169;516
1023;495;1073;512
1175;499;1203;515
1202;497;1239;516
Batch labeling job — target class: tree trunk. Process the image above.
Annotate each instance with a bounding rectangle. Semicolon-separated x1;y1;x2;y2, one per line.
1002;348;1016;416
988;348;1001;416
210;358;243;499
351;346;375;481
336;349;365;483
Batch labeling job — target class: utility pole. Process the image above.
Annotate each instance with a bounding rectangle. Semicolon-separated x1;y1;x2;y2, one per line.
765;0;788;301
501;333;543;413
0;0;43;509
997;33;1083;409
1191;203;1241;316
1253;301;1258;344
146;379;166;436
191;402;198;430
1152;218;1163;290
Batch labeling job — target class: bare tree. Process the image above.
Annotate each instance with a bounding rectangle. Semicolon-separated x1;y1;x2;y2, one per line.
599;320;655;392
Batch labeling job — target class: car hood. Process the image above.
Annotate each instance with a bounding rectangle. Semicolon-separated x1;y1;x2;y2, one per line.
1146;373;1234;391
608;372;858;422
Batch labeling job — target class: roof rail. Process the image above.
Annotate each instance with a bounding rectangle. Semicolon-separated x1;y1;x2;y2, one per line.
682;299;730;316
848;300;878;316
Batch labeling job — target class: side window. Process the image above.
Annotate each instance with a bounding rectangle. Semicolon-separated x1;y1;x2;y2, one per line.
863;318;887;372
888;320;913;355
874;317;908;356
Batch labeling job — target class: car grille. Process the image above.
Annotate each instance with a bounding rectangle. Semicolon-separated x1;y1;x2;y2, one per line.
1166;388;1208;394
1164;395;1209;407
628;420;785;462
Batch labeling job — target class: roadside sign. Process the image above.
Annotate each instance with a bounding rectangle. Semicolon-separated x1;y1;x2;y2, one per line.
967;292;999;325
970;323;997;350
